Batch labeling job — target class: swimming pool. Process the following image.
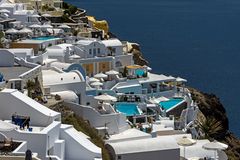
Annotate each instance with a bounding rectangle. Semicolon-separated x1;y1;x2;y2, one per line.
135;69;145;77
31;36;57;40
115;103;142;116
159;98;184;110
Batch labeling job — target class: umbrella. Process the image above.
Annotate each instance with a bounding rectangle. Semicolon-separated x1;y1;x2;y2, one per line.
0;9;10;13
69;54;81;59
176;77;187;83
42;24;53;28
88;77;100;83
58;24;71;29
177;136;196;159
203;140;228;159
94;73;107;79
91;81;103;86
5;28;18;34
18;27;33;34
94;93;117;102
0;120;17;132
105;70;119;75
41;13;51;17
29;24;41;28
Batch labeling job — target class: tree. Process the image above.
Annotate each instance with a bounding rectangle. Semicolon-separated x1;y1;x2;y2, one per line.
196;117;224;139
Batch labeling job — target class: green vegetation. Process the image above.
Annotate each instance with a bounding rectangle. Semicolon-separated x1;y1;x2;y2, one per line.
49;103;111;160
196;117;224;139
26;78;43;100
62;2;78;15
42;4;55;11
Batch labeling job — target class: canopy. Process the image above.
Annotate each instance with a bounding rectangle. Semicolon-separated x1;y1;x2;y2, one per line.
94;73;107;78
202;140;228;159
0;9;10;13
176;77;187;83
58;24;71;29
0;120;17;132
105;70;119;75
18;28;33;34
88;77;100;83
91;81;103;86
41;13;51;17
42;24;53;28
94;93;117;102
29;24;41;28
5;28;18;34
202;140;228;150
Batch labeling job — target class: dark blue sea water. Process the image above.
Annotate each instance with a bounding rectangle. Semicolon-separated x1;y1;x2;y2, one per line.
65;0;240;137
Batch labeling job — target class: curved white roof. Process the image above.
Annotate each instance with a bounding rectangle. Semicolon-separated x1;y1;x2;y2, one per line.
50;62;71;70
52;90;78;103
42;69;83;86
102;39;122;47
47;48;65;57
107;136;179;155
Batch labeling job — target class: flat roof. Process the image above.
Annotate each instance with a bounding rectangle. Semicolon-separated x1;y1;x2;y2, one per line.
138;73;176;84
107;136;179;155
42;69;83;86
0;66;32;80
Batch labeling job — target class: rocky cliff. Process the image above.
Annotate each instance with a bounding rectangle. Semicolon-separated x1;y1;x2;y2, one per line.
189;88;240;160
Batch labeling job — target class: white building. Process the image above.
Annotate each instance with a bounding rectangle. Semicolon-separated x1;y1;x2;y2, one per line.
0;89;102;160
0;49;42;91
42;68;86;104
106;136;180;160
45;38;133;76
0;0;40;26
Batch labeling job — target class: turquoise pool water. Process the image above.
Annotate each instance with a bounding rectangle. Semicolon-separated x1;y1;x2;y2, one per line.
115;103;141;116
159;98;184;110
135;69;145;77
31;36;56;40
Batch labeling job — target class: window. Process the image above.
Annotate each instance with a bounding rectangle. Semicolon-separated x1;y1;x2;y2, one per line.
102;64;106;69
89;49;92;54
112;48;116;53
93;48;96;56
97;48;100;54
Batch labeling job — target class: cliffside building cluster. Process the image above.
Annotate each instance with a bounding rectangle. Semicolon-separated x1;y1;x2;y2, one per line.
0;0;228;159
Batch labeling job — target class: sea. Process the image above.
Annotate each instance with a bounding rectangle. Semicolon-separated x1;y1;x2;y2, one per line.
65;0;240;137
